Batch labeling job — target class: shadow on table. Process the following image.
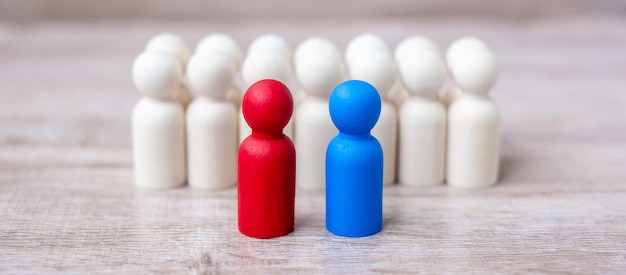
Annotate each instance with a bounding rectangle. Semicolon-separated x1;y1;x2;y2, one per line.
498;154;521;184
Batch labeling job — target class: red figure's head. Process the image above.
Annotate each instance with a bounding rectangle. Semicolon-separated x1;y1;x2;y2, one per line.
242;79;293;136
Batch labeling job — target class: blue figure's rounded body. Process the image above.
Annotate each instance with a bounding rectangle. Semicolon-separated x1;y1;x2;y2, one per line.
326;80;383;237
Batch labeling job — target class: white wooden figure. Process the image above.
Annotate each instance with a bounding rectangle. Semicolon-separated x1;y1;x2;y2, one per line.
294;37;342;66
347;50;398;186
145;32;193;108
441;36;491;108
294;51;343;189
395;36;441;62
447;49;499;188
391;36;441;107
294;37;345;102
131;51;186;189
345;33;389;67
446;36;490;68
397;50;447;187
185;51;238;190
195;33;244;106
247;33;304;104
145;33;191;68
195;33;243;69
247;33;293;62
239;52;294;144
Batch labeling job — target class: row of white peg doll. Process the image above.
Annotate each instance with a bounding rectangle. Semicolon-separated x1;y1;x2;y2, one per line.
132;32;499;190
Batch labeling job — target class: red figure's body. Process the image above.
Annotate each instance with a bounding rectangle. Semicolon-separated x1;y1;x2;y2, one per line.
238;79;295;239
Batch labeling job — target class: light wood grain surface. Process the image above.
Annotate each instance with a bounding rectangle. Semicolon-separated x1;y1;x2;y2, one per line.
1;13;626;273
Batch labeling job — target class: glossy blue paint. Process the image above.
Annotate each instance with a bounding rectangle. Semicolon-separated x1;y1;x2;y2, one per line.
326;80;383;237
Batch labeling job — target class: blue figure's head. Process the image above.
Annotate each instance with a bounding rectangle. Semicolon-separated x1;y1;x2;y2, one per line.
329;80;381;135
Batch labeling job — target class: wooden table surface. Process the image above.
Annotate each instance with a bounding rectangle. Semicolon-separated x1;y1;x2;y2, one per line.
1;15;626;273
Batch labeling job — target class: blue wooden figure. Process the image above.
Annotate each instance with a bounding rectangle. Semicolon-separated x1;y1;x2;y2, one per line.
326;80;383;237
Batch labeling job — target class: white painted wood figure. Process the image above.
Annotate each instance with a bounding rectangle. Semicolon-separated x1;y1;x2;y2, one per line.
247;33;293;62
185;50;238;189
347;50;398;186
131;51;186;189
195;33;244;106
294;48;343;189
239;36;294;144
447;48;500;188
294;37;343;67
395;36;441;61
345;33;389;67
246;33;305;106
391;36;441;107
196;33;243;69
441;36;491;108
293;37;345;102
397;50;447;187
145;32;193;108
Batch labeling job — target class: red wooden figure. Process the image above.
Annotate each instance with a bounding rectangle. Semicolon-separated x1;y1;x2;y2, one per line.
238;79;296;239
